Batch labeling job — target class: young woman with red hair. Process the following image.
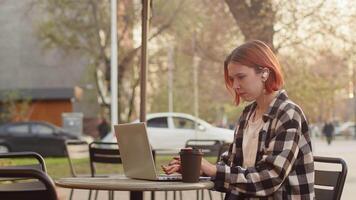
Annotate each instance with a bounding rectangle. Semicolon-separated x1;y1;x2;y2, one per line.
163;40;314;199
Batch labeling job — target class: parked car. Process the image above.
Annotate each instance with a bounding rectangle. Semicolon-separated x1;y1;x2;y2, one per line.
334;122;356;138
0;121;88;156
102;112;234;152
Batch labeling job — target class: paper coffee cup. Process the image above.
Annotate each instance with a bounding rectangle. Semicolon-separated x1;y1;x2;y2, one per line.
179;148;203;183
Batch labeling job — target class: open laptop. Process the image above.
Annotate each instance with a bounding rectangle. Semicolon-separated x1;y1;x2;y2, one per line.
114;122;183;181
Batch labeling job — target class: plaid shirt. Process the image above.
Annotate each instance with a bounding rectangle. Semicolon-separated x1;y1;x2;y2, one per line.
213;90;314;200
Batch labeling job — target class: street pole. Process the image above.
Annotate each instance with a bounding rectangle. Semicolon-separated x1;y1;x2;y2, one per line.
110;0;118;126
351;59;356;139
168;45;174;112
192;31;200;136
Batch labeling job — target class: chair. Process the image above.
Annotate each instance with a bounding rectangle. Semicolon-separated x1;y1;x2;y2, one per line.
314;156;348;200
186;139;223;158
64;140;91;200
185;139;224;200
89;141;122;200
0;152;57;200
0;151;46;172
0;168;58;200
217;142;231;164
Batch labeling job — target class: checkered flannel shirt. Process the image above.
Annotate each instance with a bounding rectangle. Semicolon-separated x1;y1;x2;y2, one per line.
213;90;315;200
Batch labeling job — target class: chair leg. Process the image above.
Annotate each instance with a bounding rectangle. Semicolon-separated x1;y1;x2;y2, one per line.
88;190;92;200
201;190;204;200
94;190;99;200
108;190;114;200
179;191;183;200
196;190;199;200
165;191;168;200
69;188;74;200
208;190;213;200
151;191;155;200
173;191;176;200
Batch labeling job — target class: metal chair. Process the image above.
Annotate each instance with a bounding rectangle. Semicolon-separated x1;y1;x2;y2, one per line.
0;168;58;200
89;141;122;200
185;139;224;200
314;156;347;200
0;152;57;200
0;151;46;172
64;140;91;200
186;139;223;158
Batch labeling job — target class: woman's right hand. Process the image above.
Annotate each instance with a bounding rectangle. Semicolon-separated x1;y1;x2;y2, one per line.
161;156;181;175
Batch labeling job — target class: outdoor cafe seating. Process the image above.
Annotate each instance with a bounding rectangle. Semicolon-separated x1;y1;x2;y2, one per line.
0;152;57;200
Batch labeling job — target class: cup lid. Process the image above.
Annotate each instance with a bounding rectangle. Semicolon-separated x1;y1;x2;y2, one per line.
179;148;203;155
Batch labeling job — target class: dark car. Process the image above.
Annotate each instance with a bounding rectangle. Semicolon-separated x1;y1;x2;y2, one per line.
0;121;79;156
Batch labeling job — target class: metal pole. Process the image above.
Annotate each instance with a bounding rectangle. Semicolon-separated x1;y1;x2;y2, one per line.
351;59;356;139
168;45;174;112
193;31;199;136
110;0;118;125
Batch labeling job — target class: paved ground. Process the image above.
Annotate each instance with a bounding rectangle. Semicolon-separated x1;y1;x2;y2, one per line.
56;138;356;200
312;138;356;200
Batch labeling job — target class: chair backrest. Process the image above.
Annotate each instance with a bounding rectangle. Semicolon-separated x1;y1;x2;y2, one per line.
185;139;223;162
217;142;231;164
314;156;348;200
0;168;58;200
0;152;47;172
64;140;90;177
89;141;121;176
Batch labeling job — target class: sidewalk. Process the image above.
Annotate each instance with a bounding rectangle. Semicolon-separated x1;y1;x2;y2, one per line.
312;138;356;200
57;138;356;200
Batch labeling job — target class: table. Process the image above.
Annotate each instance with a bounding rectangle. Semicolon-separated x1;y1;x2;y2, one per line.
55;176;214;200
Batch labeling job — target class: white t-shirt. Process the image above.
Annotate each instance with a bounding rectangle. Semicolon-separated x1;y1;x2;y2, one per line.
242;117;264;168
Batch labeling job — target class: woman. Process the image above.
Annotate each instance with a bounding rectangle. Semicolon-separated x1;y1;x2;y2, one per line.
163;40;314;199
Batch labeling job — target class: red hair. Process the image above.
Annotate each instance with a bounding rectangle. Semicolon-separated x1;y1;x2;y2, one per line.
224;40;284;105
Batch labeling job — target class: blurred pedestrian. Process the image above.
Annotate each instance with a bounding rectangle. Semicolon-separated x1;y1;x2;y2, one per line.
97;117;110;139
322;121;334;145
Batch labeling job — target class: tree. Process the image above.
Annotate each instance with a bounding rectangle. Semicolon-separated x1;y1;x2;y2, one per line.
32;0;184;122
225;0;275;49
0;91;31;123
149;0;355;124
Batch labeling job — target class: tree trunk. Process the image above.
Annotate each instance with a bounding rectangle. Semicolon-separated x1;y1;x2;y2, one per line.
225;0;276;51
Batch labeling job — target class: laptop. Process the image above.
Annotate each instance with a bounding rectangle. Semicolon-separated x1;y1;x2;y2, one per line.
114;122;183;181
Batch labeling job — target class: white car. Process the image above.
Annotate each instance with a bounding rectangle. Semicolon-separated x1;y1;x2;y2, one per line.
334;122;356;138
102;112;234;151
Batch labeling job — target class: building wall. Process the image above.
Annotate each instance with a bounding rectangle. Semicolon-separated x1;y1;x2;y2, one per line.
28;100;73;126
0;0;100;118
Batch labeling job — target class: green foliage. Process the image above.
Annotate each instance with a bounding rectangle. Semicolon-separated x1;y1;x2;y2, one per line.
282;50;349;122
0;91;31;123
31;0;355;125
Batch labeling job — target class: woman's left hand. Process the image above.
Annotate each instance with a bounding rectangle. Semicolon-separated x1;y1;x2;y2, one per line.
162;156;181;175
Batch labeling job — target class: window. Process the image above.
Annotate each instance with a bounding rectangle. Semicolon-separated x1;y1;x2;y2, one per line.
31;124;53;136
7;124;29;136
173;117;195;129
147;117;168;128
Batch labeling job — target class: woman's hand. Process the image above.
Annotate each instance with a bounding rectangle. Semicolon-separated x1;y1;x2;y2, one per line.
201;158;217;177
162;156;217;177
162;156;181;175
